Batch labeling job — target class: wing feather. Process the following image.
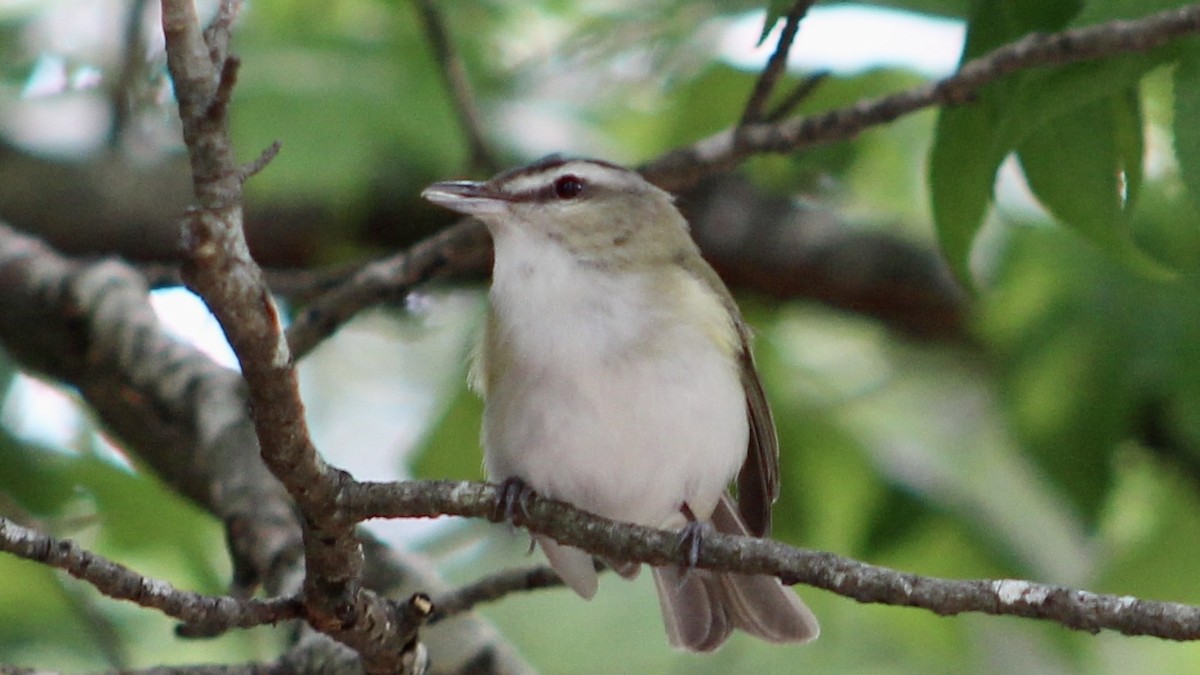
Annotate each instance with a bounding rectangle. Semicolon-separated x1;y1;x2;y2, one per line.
735;322;779;537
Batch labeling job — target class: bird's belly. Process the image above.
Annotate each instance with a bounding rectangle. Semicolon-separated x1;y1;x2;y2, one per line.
483;345;747;529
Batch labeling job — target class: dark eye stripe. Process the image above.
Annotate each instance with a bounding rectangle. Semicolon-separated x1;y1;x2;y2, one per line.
489;158;636;203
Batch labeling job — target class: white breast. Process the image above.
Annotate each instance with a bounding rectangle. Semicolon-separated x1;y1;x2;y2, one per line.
481;228;747;528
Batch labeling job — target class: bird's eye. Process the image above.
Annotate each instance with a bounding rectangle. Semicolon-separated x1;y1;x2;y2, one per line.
553;175;585;199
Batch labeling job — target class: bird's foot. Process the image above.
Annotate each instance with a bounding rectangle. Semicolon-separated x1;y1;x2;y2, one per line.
491;476;537;524
673;503;711;587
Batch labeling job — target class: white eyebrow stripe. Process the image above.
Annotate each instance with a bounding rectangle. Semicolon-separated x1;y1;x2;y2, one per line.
497;160;641;197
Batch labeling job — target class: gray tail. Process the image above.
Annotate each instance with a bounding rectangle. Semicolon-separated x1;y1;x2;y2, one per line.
651;496;819;652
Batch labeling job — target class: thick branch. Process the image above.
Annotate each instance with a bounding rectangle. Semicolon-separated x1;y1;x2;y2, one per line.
345;479;1200;642
160;1;423;670
0;222;532;673
0;222;300;600
642;4;1200;192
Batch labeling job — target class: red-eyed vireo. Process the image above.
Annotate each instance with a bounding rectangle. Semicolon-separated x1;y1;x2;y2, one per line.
422;155;819;652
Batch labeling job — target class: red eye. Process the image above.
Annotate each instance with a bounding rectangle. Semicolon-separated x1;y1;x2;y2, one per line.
554;175;585;199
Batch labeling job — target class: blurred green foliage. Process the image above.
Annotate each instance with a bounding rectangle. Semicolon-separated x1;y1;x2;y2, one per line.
3;0;1200;672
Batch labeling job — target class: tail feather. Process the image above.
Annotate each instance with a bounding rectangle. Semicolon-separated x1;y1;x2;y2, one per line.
653;566;732;652
538;535;599;599
652;494;819;651
539;494;819;652
715;570;819;643
652;566;817;652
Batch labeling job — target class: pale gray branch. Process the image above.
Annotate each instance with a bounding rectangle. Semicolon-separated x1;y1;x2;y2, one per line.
347;479;1200;642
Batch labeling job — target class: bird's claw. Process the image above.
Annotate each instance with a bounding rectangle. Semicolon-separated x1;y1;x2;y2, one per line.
672;504;712;587
492;476;537;524
677;520;709;569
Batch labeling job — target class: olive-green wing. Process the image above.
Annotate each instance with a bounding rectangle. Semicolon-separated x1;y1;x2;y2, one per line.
735;322;779;538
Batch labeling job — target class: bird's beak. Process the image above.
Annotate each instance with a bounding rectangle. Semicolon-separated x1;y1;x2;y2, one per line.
422;181;509;217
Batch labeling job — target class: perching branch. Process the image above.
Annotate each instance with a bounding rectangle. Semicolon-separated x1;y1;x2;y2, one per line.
642;3;1200;191
346;480;1200;642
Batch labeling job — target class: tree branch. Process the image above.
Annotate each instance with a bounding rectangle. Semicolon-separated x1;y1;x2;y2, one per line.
0;221;301;603
0;220;534;673
414;0;498;173
285;219;490;360
160;1;425;671
642;3;1200;192
0;517;302;632
345;479;1200;642
281;5;1200;353
740;0;817;125
429;565;565;624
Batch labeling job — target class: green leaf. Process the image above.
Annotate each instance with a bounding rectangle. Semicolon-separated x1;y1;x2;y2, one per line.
1016;91;1166;276
1115;87;1146;212
979;224;1200;522
1016;98;1124;243
757;0;793;46
927;0;1080;282
928;102;1006;282
930;12;1166;282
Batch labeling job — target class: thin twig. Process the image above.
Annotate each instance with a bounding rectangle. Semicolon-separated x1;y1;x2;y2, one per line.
429;565;565;624
765;70;829;122
643;3;1200;192
0;517;302;631
741;0;817;125
239;140;283;182
414;0;499;173
109;0;151;147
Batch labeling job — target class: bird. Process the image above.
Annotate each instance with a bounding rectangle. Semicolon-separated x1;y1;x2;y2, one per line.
422;154;818;651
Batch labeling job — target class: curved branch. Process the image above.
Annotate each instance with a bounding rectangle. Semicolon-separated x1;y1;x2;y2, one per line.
345;479;1200;642
0;517;302;631
162;1;425;670
642;4;1200;192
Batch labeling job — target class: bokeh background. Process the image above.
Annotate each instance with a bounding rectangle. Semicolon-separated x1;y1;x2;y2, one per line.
3;0;1200;672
